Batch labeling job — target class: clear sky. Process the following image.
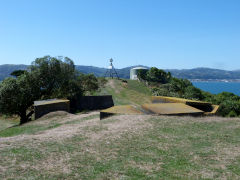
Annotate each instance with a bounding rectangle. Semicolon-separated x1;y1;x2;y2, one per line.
0;0;240;70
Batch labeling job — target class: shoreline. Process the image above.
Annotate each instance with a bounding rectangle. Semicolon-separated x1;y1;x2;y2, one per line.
190;79;240;83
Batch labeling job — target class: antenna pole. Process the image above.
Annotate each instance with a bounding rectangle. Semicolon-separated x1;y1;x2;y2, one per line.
104;58;119;79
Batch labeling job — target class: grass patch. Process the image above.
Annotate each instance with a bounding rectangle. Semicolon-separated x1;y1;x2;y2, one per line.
65;114;99;125
0;122;62;137
0;113;99;138
0;115;19;131
97;79;152;106
1;114;240;179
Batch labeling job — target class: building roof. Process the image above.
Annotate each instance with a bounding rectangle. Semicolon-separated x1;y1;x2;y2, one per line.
131;67;148;70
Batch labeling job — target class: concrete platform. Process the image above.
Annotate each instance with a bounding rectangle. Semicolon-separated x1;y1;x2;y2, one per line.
204;105;220;115
100;96;219;120
151;96;217;113
34;99;70;119
142;103;204;116
100;105;143;119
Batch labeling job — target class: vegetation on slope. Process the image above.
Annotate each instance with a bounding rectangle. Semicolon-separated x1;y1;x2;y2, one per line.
1;112;240;179
138;67;240;117
0;115;19;131
97;79;152;106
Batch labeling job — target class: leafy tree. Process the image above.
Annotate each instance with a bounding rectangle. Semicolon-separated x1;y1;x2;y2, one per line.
217;100;240;117
10;70;27;77
0;56;94;124
30;56;78;99
0;73;41;124
146;67;171;84
137;69;148;81
169;78;192;97
137;67;172;84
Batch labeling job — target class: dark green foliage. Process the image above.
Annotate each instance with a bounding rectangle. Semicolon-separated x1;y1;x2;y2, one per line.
151;75;204;100
169;78;192;98
147;67;171;84
211;92;240;117
0;73;41;124
137;67;171;84
184;86;204;100
137;69;148;81
78;73;99;95
10;70;27;77
30;56;81;99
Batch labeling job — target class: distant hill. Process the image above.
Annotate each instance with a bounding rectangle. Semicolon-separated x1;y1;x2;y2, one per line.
166;67;240;81
1;64;240;81
0;64;28;81
75;65;149;79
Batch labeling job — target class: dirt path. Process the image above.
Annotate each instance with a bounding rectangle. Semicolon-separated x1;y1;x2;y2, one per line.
0;112;152;149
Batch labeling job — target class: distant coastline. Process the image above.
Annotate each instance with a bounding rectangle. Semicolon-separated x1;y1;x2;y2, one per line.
190;79;240;82
1;64;240;82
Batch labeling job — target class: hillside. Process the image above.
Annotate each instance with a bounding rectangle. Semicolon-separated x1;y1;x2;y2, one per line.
1;111;240;179
167;67;240;80
1;78;240;179
1;64;240;81
96;79;152;106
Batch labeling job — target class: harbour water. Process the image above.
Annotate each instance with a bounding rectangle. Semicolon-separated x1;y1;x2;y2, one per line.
192;82;240;96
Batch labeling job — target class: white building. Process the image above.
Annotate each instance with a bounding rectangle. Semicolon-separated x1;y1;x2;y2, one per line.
130;67;148;80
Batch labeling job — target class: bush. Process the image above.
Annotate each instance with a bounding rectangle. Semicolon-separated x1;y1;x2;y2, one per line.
137;67;172;84
228;110;238;117
0;73;41;124
184;86;204;100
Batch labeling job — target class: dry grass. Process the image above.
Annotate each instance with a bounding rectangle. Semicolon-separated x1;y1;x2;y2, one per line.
1;113;240;179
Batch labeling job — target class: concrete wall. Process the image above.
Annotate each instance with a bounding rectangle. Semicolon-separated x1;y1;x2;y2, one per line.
72;95;114;112
34;100;70;120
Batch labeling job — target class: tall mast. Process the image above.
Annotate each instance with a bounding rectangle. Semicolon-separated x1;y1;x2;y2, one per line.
104;58;119;79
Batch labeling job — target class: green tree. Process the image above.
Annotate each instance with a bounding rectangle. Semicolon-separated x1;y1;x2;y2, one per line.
137;69;148;81
170;78;192;97
184;86;204;100
0;56;87;124
30;56;80;99
146;67;171;84
0;73;41;124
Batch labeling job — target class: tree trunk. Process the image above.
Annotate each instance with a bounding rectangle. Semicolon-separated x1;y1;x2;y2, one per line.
20;112;28;125
19;110;34;125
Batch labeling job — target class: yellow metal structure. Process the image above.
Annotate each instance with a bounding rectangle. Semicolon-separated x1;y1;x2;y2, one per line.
100;105;143;119
142;103;204;115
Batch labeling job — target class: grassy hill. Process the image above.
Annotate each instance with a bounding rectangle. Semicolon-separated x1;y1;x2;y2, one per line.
1;79;240;179
96;79;152;106
1;111;240;179
0;116;19;131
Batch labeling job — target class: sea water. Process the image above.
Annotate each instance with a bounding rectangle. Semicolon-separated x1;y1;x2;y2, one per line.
192;82;240;96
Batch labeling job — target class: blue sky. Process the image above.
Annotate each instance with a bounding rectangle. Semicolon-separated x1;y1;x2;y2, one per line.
0;0;240;70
